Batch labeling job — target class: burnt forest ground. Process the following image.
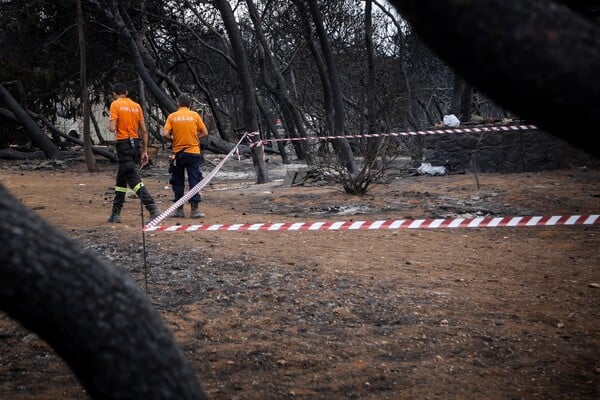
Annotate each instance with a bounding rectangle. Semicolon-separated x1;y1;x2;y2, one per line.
0;151;599;400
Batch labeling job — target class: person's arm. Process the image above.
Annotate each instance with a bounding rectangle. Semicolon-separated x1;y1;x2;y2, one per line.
139;120;149;166
108;119;117;134
197;126;208;140
196;114;208;140
161;127;172;142
162;116;173;142
108;102;118;134
108;103;117;134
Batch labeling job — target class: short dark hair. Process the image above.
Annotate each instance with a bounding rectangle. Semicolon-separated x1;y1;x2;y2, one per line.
112;83;128;95
177;94;192;107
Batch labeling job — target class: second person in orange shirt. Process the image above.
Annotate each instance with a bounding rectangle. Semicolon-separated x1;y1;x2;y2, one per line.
162;94;209;218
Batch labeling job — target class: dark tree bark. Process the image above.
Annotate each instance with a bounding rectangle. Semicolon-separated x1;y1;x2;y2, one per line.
89;111;106;145
87;0;177;115
364;0;383;162
449;74;472;123
214;0;269;183
178;52;235;143
0;107;18;123
0;83;60;158
365;0;377;130
292;2;335;146
110;2;176;114
202;134;251;156
77;0;98;172
25;111;116;162
0;184;207;399
256;97;290;163
388;0;600;157
459;83;473;123
0;149;46;160
246;0;309;162
300;0;356;173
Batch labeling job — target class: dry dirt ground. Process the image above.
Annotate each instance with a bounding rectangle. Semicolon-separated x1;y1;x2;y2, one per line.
0;151;599;400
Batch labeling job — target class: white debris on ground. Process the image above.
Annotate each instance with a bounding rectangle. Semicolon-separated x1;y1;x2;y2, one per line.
416;162;446;176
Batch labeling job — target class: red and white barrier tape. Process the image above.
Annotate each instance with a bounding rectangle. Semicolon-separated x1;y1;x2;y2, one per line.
145;132;250;228
246;130;262;147
143;214;598;232
250;124;538;147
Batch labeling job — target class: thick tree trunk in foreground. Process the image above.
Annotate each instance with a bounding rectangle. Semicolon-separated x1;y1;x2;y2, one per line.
388;0;600;157
0;185;207;399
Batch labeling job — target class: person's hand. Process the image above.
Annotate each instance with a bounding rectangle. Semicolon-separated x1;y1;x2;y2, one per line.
140;151;149;167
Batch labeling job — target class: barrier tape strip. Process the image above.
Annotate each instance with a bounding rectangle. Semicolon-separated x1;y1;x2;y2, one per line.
143;214;598;232
246;130;263;147
250;124;538;147
144;124;536;223
145;132;251;228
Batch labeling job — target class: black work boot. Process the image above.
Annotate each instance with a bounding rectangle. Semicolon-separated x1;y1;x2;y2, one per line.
190;201;205;218
107;192;125;223
107;213;121;223
147;203;162;220
137;186;161;220
170;206;185;218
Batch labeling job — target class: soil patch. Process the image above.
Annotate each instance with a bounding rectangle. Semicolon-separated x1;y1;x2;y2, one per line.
0;154;599;399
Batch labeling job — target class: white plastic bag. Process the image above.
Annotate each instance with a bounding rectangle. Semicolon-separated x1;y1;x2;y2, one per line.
416;162;446;176
443;114;460;127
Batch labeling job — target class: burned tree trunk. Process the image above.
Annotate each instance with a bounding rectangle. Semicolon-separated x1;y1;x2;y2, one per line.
304;0;356;173
0;83;59;159
77;0;98;173
0;185;207;399
449;75;472;123
32;112;117;162
388;0;600;157
86;0;177;115
214;0;269;183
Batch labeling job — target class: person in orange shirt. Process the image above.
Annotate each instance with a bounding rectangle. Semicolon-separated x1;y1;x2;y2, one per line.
106;83;161;223
162;94;209;218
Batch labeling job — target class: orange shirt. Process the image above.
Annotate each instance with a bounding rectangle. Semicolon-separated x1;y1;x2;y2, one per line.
163;107;206;154
109;97;144;140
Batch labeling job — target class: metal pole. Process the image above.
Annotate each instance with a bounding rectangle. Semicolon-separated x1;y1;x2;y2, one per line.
140;199;148;293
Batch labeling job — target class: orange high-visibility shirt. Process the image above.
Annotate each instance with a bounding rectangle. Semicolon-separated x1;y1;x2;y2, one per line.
163;107;206;154
110;97;144;140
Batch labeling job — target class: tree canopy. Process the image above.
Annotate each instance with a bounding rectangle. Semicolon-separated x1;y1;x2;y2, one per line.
0;0;597;159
